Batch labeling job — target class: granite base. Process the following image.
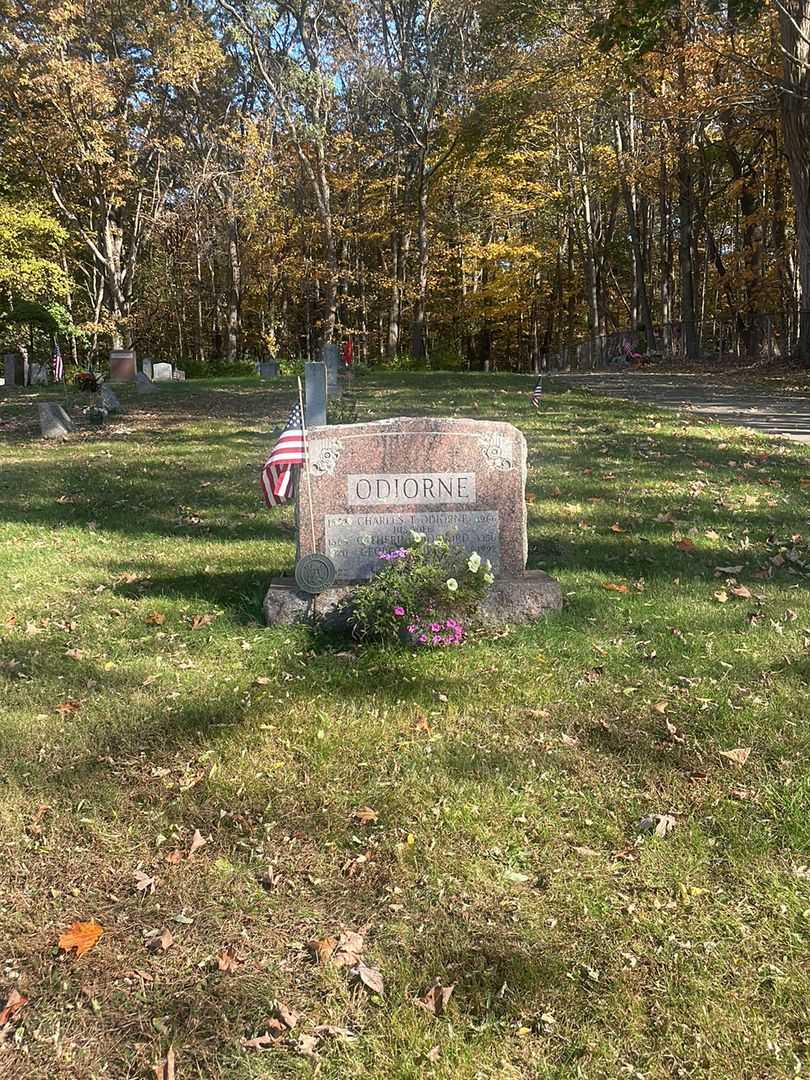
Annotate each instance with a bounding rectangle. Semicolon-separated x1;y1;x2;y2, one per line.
263;570;562;629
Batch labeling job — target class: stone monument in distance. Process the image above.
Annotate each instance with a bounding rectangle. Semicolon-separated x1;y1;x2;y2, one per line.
264;415;562;626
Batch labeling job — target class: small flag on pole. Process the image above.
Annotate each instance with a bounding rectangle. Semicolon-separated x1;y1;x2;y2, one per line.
261;402;306;507
530;376;543;408
52;340;64;383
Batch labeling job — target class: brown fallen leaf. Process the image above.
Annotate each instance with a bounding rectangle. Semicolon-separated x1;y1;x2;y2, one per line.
352;960;384;995
188;829;207;858
0;988;29;1026
254;676;272;687
217;947;240;973
190;613;214;630
134;870;156;895
729;585;752;599
572;845;599;858
273;1002;298;1030
652;700;669;714
719;747;752;767
55;700;81;718
58;920;103;957
601;582;629;594
675;538;696;552
308;936;338;964
153;1046;176;1080
610;522;624;533
242;1029;283;1051
417;980;456;1017
64;649;84;661
333;930;365;967
146;928;174;953
27;803;52;837
146;612;166;626
164;849;183;865
352;806;378;825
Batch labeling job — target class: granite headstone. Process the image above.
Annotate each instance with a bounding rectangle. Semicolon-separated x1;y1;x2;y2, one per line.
109;350;137;381
152;362;173;381
3;353;27;387
304;361;327;428
38;403;74;439
100;385;124;414
135;371;157;395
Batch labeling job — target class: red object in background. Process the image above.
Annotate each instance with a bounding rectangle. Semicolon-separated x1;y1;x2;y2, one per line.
341;339;354;367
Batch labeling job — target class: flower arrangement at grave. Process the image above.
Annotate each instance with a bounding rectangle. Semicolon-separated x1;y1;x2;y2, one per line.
73;370;101;394
347;532;494;647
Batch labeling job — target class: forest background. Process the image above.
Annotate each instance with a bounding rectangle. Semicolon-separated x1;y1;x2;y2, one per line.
2;0;810;374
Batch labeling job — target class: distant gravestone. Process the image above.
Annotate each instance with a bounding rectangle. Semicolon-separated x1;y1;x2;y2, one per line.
29;363;49;386
304;362;327;427
258;360;280;379
135;371;157;395
100;385;124;414
173;369;186;381
141;359;154;379
3;352;27;387
320;342;341;400
38;402;74;439
264;416;562;625
152;362;173;381
109;350;137;382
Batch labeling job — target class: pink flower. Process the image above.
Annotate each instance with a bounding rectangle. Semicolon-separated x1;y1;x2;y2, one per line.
393;606;405;616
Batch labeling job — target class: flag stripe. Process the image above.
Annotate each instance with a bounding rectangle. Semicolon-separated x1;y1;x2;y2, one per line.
261;402;305;508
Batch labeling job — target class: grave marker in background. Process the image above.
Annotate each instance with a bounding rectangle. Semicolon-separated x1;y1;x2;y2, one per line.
109;350;137;382
304;362;327;427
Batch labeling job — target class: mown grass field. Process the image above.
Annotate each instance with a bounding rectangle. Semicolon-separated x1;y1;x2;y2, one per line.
1;372;809;1080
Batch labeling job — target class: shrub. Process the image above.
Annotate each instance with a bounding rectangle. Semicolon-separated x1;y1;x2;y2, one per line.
346;533;494;647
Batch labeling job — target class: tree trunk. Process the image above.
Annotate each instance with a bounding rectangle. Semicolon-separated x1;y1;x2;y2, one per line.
226;211;241;362
614;115;657;351
410;161;429;361
677;148;700;359
387;231;400;359
779;0;810;363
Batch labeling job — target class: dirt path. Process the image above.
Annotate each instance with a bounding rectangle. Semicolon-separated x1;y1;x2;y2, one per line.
554;371;810;444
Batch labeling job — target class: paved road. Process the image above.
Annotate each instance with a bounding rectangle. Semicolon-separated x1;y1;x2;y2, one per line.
553;372;810;444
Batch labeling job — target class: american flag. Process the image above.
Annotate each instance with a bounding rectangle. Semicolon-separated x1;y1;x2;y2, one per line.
530;376;543;408
261;402;306;507
52;340;64;383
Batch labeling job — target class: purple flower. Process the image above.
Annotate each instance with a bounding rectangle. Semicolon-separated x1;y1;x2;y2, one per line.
407;624;418;633
419;634;428;644
432;634;442;645
393;606;405;617
430;623;441;633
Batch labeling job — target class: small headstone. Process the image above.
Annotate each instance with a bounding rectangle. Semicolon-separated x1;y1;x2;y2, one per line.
320;342;341;399
29;363;49;386
39;402;74;439
135;371;157;395
173;369;186;381
152;362;173;381
109;350;137;382
258;360;280;379
3;352;28;387
304;362;327;427
100;385;124;414
141;359;154;379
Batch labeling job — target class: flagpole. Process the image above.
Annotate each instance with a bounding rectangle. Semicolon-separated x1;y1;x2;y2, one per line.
297;376;317;553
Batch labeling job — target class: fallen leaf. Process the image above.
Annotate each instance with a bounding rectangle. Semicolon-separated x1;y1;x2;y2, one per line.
572;845;599;858
0;988;28;1026
59;920;103;957
258;866;280;889
729;585;752;599
55;700;81;718
274;1002;299;1030
153;1047;176;1080
332;930;365;967
675;538;696;552
352;806;378;825
188;829;207;858
254;676;271;687
134;870;156;895
638;813;676;838
719;747;752;767
308;936;338;964
296;1034;319;1059
146;612;166;626
417;980;455;1017
652;700;669;714
427;1045;441;1063
64;649;84;661
164;849;183;865
610;522;624;533
190;613;214;630
713;590;729;603
312;1024;357;1041
601;582;629;594
217;947;240;973
664;718;684;744
242;1028;284;1051
352;960;384;995
146;928;174;953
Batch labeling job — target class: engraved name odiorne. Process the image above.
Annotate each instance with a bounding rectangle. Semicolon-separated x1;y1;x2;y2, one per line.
347;472;475;506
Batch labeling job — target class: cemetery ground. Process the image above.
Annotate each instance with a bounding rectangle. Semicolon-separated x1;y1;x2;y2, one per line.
1;373;809;1080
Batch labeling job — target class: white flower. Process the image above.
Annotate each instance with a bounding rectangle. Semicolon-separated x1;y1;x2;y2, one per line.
467;552;482;573
483;572;494;585
410;530;426;544
484;559;492;572
446;578;459;592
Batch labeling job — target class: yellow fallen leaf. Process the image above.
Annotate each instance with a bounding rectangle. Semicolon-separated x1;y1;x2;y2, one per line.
719;747;752;767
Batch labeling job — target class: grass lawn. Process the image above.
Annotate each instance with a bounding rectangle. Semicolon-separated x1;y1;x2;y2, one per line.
1;372;809;1080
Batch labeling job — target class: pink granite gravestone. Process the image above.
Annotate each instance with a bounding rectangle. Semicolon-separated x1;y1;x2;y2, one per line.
264;416;561;625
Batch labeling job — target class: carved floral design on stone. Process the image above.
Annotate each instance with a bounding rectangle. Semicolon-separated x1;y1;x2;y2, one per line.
477;434;513;472
309;439;343;476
